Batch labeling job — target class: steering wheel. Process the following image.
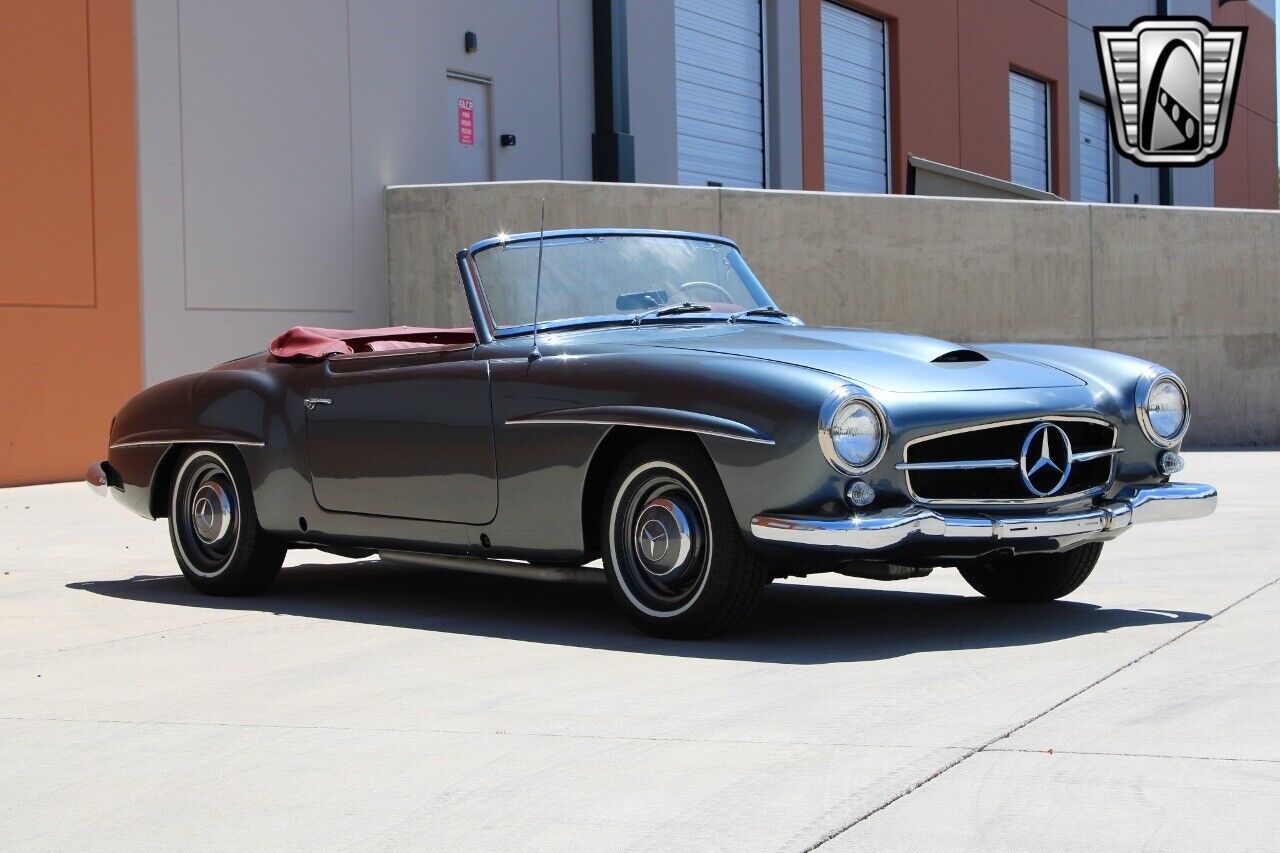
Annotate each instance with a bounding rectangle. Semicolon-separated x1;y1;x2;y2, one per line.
678;280;735;303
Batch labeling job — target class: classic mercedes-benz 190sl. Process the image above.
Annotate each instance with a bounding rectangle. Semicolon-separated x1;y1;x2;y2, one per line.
90;229;1216;637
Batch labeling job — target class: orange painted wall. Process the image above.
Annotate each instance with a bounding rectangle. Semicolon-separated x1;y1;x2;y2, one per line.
1213;2;1278;210
0;1;140;486
801;0;1070;196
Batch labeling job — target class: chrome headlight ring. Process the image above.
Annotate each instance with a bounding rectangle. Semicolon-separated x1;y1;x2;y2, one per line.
818;387;890;475
1136;369;1190;448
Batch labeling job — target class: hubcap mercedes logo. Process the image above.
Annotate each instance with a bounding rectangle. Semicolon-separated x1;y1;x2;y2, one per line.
1019;423;1074;497
639;519;670;561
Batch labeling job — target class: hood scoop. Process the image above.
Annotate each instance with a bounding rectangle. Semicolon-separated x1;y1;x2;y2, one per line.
932;349;988;363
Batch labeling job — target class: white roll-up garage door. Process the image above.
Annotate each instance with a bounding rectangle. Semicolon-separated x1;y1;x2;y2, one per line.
1078;99;1111;202
821;2;888;193
675;0;765;187
1009;72;1050;192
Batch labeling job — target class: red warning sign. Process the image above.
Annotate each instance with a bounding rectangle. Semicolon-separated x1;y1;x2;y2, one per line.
457;98;475;146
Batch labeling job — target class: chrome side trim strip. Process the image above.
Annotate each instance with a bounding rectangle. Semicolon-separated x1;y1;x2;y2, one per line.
506;405;775;445
109;439;266;450
380;551;606;584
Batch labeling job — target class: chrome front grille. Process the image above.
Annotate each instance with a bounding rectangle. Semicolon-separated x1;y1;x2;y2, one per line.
899;417;1119;505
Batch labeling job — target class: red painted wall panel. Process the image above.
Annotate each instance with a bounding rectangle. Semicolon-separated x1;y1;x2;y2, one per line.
0;1;140;486
1213;2;1278;209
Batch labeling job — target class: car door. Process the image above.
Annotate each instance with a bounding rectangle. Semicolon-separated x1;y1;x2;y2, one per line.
302;345;497;524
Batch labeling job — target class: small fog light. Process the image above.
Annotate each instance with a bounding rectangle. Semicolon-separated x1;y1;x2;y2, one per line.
1158;450;1185;475
846;480;876;508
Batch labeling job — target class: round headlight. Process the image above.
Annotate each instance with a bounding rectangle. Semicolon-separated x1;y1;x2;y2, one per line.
819;392;887;474
1138;372;1189;447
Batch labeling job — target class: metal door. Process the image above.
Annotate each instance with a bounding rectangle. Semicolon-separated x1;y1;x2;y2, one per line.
448;74;492;182
1010;72;1050;191
675;0;765;187
821;2;889;193
304;348;498;524
1078;98;1111;202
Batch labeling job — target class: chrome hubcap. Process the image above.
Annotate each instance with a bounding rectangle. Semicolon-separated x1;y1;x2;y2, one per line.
612;464;712;615
174;456;240;577
191;481;233;544
633;497;696;583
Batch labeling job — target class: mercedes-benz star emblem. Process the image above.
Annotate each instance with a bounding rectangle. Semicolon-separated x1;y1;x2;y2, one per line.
639;519;669;561
1019;423;1074;497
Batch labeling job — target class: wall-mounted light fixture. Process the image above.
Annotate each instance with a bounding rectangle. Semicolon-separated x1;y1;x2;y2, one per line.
464;31;478;53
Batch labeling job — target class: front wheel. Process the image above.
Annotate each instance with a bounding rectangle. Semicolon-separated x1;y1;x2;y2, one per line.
602;439;769;638
959;542;1102;603
168;447;286;596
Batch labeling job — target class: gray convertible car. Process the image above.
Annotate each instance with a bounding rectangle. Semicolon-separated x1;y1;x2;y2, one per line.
91;228;1217;637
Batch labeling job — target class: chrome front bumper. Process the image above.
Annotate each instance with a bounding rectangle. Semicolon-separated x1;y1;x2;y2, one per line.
750;482;1217;554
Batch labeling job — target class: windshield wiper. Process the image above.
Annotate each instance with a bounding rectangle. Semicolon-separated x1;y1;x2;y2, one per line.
632;302;714;325
730;306;791;323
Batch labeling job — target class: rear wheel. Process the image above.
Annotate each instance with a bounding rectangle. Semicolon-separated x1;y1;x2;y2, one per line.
168;447;286;595
602;439;768;638
959;542;1102;603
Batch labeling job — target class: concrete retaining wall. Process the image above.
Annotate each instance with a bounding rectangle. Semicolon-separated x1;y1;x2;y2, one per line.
386;180;1280;446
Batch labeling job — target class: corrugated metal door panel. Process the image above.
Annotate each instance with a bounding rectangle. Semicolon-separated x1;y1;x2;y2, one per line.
675;0;764;188
1078;99;1111;202
821;2;888;193
1009;72;1050;191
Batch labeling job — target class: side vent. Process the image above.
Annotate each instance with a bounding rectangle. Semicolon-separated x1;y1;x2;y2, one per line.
933;349;988;363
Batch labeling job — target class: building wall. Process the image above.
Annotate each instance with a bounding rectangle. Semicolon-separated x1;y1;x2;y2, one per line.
134;0;633;386
1214;0;1279;208
1068;1;1159;206
0;1;140;486
388;181;1280;446
797;0;1071;196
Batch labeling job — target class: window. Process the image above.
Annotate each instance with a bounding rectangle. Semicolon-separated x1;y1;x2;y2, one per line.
1078;98;1111;203
1010;72;1050;192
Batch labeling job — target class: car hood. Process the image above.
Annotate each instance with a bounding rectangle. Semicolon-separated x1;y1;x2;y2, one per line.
636;324;1085;393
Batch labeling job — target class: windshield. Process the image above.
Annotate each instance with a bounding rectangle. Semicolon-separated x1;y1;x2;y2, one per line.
470;233;776;333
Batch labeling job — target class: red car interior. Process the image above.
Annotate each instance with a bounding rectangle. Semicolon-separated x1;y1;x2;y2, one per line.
268;326;477;360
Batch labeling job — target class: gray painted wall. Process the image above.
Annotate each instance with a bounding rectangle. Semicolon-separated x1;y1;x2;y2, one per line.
134;0;612;384
1066;0;1216;206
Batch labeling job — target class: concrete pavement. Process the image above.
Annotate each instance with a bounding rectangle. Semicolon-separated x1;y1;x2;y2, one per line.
1;452;1276;851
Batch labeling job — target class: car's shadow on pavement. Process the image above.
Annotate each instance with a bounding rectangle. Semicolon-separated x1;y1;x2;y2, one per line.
69;560;1209;665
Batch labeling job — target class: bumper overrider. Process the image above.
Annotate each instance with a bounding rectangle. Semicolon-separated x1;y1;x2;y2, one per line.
750;482;1217;556
87;461;121;496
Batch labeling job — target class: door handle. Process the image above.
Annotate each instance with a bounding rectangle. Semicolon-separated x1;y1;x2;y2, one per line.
304;397;332;410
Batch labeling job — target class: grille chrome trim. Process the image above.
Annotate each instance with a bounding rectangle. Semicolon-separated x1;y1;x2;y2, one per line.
896;446;1122;472
1072;447;1124;463
896;459;1018;471
901;416;1119;506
